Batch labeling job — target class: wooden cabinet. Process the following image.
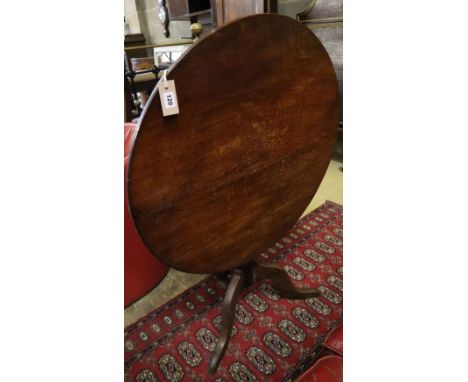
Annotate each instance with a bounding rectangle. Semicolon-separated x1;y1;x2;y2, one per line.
165;0;268;29
166;0;213;20
214;0;264;25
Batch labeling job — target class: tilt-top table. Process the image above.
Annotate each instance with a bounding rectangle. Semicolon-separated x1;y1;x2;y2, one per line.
126;13;339;373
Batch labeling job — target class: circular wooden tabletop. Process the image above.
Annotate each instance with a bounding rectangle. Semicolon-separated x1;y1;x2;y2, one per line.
127;14;339;274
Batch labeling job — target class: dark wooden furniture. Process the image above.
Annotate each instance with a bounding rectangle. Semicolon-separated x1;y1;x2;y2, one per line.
124;73;133;122
127;14;339;372
125;123;169;306
164;0;277;36
127;57;159;111
214;0;265;25
207;261;321;371
124;34;157;118
124;33;149;59
164;0;216;37
166;0;213;20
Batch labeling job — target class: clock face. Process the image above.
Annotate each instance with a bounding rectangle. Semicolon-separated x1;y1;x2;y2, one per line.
158;6;167;25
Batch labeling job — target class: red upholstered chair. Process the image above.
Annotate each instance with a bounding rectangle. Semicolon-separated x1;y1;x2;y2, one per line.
124;123;168;307
296;324;343;381
295;355;343;382
324;324;343;356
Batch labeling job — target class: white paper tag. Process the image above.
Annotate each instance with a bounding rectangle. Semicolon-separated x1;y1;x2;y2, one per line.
162;91;176;109
158;78;179;117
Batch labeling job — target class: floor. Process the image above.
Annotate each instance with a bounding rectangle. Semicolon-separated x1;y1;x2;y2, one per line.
124;156;343;327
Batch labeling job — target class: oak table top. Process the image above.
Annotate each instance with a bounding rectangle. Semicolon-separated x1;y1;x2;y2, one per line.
126;14;339;274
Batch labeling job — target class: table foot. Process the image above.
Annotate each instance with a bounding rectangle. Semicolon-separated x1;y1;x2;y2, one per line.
254;262;321;299
208;269;245;374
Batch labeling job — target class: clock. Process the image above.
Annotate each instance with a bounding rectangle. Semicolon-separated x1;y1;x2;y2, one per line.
158;0;169;37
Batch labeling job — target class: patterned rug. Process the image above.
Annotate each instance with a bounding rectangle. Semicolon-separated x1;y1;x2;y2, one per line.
125;201;343;382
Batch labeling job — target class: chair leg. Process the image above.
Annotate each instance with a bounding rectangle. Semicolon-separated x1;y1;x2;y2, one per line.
254;262;321;299
208;269;246;374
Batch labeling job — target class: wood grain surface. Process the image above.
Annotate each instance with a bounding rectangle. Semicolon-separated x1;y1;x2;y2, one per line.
126;14;339;274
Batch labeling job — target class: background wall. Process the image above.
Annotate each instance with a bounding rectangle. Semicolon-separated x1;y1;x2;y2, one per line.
124;0;190;44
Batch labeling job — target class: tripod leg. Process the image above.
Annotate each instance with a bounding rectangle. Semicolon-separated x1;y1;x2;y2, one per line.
254;262;321;299
208;269;245;374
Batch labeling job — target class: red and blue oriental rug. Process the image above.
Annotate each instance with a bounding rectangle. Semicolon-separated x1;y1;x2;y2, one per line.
125;201;343;381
